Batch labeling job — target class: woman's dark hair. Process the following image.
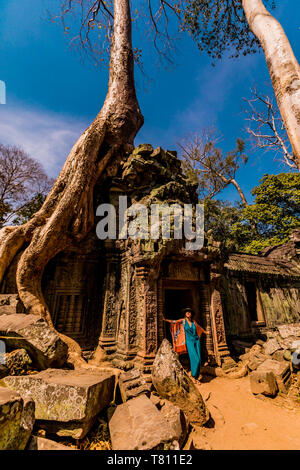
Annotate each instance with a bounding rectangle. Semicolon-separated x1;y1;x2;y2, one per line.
181;307;195;317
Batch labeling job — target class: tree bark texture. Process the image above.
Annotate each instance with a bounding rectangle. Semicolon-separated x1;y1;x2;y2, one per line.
243;0;300;171
0;0;143;364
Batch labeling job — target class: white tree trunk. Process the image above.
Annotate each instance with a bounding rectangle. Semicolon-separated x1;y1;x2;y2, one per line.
242;0;300;171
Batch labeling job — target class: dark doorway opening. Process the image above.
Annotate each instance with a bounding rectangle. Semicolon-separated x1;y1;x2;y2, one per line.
164;288;194;321
245;281;258;322
164;288;194;369
163;283;208;370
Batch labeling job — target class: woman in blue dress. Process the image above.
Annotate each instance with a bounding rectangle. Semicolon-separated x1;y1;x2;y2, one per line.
163;307;208;383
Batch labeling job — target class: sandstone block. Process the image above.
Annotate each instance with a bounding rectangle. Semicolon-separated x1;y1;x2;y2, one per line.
0;386;35;450
250;370;278;397
109;394;178;450
257;359;291;393
27;436;74;450
0;314;68;369
4;368;115;439
118;368;150;402
152;339;209;426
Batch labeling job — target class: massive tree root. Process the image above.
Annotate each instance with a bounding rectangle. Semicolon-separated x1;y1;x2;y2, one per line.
0;0;143;367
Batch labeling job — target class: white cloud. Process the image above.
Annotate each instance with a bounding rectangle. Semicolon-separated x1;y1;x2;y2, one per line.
0;103;89;177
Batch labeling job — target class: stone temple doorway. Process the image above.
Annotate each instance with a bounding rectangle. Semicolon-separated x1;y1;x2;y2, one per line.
163;280;208;368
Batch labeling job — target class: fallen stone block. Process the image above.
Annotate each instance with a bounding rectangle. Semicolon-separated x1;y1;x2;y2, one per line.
250;370;278;397
160;400;189;447
152;339;209;426
5;349;32;375
247;352;267;371
263;338;281;356
257;359;291;393
279;336;300;351
250;344;262;354
4;368;115;439
0;314;68;369
27;436;74;450
118;368;150;402
277;323;300;339
272;350;287;362
0;386;35;450
109;394;178;450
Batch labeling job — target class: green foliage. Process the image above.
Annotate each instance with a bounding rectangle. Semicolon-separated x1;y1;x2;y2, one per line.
13;193;47;225
231;173;300;253
204;198;242;250
183;0;275;60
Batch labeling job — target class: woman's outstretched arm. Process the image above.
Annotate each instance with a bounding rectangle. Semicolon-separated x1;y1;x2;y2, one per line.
162;317;172;323
163;317;184;323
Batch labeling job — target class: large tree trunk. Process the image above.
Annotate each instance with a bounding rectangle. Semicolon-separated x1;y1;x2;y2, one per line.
0;0;143;366
242;0;300;171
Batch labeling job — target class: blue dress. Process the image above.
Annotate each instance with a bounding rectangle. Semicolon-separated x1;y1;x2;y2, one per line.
184;319;201;379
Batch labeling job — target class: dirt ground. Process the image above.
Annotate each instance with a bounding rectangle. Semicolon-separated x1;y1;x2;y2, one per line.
190;375;300;450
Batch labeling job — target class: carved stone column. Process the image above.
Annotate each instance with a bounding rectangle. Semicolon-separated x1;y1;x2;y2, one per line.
112;255;139;366
134;265;158;372
98;241;119;354
210;266;231;366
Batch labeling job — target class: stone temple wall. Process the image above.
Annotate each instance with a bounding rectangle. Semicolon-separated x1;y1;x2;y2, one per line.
222;274;300;341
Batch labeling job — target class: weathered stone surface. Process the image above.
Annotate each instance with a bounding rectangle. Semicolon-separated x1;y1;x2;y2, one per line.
283;350;292;361
0;314;68;369
250;344;262;355
277;323;300;339
109;394;178;450
27;436;74;451
4;368;115;439
5;349;32;375
0;386;35;450
132;143;154;156
151;340;209;426
160;400;189;447
257;359;291;393
263;338;281;355
250;370;278;396
118;368;150;402
272;350;286;362
279;336;300;351
247;352;267;371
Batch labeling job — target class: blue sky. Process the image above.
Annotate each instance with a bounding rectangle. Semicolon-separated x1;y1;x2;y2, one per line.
0;0;299;203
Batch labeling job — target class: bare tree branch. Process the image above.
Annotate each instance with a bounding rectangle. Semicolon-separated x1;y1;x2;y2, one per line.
244;87;297;170
50;1;185;67
0;144;54;227
179;129;249;205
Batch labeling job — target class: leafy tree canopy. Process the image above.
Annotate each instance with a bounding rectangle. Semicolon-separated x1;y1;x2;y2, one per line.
204;198;242;250
231;173;300;253
183;0;275;60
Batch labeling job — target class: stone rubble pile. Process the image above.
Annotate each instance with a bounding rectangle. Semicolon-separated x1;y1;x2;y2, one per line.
234;322;300;397
0;314;68;370
0;336;209;450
